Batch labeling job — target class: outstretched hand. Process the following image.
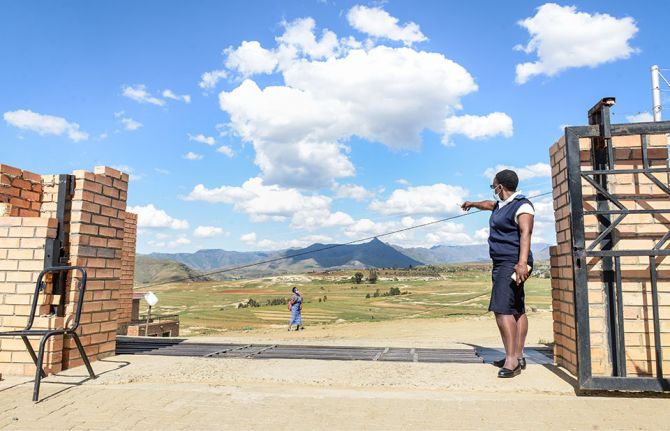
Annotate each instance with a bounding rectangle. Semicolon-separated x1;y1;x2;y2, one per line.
461;201;474;211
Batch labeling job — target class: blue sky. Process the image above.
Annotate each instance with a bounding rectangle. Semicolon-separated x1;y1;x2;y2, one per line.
2;1;668;253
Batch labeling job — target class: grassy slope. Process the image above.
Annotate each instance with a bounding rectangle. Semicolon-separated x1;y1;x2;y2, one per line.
135;264;551;335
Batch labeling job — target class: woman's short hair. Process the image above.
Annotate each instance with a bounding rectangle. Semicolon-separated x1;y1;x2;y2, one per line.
495;169;519;191
292;287;298;293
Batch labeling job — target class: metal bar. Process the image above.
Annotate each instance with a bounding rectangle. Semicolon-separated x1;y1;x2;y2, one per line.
581;168;670;175
584;376;670;391
586;250;670;257
581;174;626;209
611;122;670;136
613;257;626;377
21;336;47;378
653;231;670;250
584;209;670;215
586;214;625;252
649;257;664;379
565;127;593;387
641;134;650;169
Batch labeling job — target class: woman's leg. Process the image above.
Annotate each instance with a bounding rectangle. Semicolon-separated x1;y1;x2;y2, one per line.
514;313;528;359
495;313;519;369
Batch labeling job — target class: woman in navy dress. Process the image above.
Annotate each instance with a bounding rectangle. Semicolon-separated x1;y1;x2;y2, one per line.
461;170;535;378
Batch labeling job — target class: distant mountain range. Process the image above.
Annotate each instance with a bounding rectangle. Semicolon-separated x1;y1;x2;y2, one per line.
137;239;552;283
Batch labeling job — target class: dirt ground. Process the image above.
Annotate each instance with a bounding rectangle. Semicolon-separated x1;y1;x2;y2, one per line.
1;312;669;430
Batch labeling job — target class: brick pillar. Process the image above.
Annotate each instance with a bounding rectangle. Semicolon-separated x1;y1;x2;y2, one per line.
549;132;670;377
0;216;63;376
62;166;129;369
117;212;137;334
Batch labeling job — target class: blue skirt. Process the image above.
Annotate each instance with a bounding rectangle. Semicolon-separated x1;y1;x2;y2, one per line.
489;261;529;315
290;307;302;325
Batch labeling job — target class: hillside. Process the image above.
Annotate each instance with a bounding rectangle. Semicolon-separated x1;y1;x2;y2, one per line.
135;239;553;283
134;255;210;284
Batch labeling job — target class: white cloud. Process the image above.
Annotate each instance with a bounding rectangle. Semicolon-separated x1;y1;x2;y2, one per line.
443;112;513;145
240;232;257;244
220;42;478;187
344;216;472;247
188;133;216;145
194;226;225;238
154;168;170;175
217;145;234;157
121;117;143;131
225;41;278;76
474;227;489;244
347;5;427;46
370;183;469;216
162;89;191;104
626;112;653;123
199;69;228;90
183;152;203;160
484;163;551;181
514;3;639;84
249;234;334;251
98;133;108;142
183;177;353;230
122;84;166;106
276;17;340;60
128;204;189;229
332;183;374;201
396;179;410;186
3;109;89;142
148;235;191;250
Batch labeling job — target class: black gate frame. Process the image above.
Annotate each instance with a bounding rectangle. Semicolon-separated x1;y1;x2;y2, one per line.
566;97;670;391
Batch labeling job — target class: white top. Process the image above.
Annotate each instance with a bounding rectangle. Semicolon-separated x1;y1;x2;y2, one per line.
498;191;535;224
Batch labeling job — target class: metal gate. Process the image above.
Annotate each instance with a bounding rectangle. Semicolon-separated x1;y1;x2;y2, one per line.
566;97;670;391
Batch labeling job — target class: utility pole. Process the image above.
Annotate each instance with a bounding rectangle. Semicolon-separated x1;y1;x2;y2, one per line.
651;65;662;121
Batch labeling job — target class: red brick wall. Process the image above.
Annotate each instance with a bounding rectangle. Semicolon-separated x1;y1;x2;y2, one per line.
117;212;137;333
0;164;42;217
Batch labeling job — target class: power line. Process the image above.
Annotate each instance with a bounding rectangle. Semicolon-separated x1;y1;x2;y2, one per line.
139;190;554;289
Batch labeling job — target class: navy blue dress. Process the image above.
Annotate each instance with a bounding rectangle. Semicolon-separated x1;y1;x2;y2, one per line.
488;195;534;315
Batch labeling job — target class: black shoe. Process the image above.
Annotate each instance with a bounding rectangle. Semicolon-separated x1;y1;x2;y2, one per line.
498;364;522;378
492;357;526;369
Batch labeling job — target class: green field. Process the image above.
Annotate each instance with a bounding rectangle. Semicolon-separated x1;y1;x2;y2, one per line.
135;264;552;336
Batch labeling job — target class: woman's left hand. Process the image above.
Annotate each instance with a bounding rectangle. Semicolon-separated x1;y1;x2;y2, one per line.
513;263;530;286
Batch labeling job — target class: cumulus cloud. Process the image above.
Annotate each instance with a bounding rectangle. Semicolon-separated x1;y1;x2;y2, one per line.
514;3;639;84
484;163;551;181
370;183;469;216
183;152;203;160
162;89;191;104
122;84;166;106
121;117;142;131
128;204;189;229
344;216;472;247
442;112;513;145
474;227;489;244
332;183;375;201
347;5;427;46
188;133;216;145
240;232;257;244
210;8;492;188
194;226;225;238
148;235;191;250
3;109;88;142
217;145;234;157
199;69;228;90
626;112;653;123
183;177;353;230
225;41;278;76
